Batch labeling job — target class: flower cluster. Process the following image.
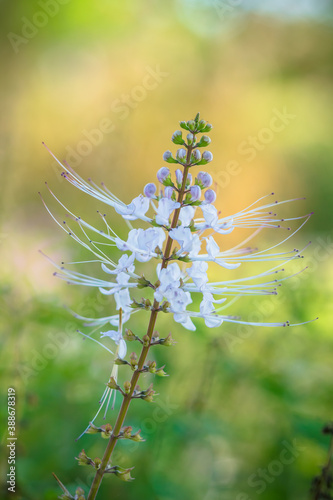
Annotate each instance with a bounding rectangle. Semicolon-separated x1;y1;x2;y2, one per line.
42;113;311;345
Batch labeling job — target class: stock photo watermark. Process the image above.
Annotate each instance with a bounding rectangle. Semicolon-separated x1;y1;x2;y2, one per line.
215;107;296;192
236;439;305;499
7;0;71;54
49;65;169;176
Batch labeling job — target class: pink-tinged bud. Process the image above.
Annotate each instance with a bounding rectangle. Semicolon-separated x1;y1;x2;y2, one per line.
197;171;213;188
190;185;201;201
144;182;157;198
176;148;187;163
202;151;213;162
175;168;183;185
191;149;201;162
164;186;173;199
157;167;170;183
204;189;216;204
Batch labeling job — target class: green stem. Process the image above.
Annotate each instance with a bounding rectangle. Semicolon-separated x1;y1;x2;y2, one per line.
87;144;194;500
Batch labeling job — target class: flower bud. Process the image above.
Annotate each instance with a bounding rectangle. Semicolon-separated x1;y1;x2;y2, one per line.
202;123;213;133
175;168;183;186
143;182;157;198
197;171;213;188
160;333;176;346
171;130;185;145
122;426;133;439
124;381;131;394
164;186;173;199
187;133;195;145
157;166;170;183
190;185;201;202
180;120;189;130
130;352;138;368
142;334;150;346
147;360;157;373
204;189;216;204
113;466;135;482
198;119;207;131
107;376;118;390
156;367;168;377
76;449;93;466
196;135;211;147
176;148;187;163
130;429;145;442
191;149;201;163
101;423;112;439
202;151;213;162
123;329;136;341
187;120;196;132
186;173;192;186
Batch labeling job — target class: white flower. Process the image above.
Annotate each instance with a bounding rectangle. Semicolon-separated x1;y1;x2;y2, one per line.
179;206;196;227
114;194;150;221
116;227;165;262
155;197;180;226
187;261;209;288
100;329;127;359
169;226;201;257
155;262;182;302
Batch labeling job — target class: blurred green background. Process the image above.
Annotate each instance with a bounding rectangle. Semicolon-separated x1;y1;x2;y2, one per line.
1;1;333;499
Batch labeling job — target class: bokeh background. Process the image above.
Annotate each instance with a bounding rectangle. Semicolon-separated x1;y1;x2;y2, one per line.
1;1;333;499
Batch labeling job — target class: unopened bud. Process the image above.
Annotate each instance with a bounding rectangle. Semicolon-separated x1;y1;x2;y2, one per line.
101;423;112;439
187;133;195;145
76;449;93;466
191;149;201;163
175;168;183;186
143;182;157;198
130;352;138;368
157;166;170;183
160;333;176;346
197;171;213;188
171;130;185;145
124;329;136;341
122;426;133;438
176;148;187;163
202;151;213;162
164;186;173;199
147;360;157;373
124;381;131;394
187;120;196;132
190;185;201;202
202;122;213;133
142;334;150;346
107;376;118;390
163;150;178;163
156;366;168;377
180;120;189;130
94;458;102;469
196;135;211;147
204;189;216;204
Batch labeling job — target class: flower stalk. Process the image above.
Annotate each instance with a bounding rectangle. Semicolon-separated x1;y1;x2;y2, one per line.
86;128;195;500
